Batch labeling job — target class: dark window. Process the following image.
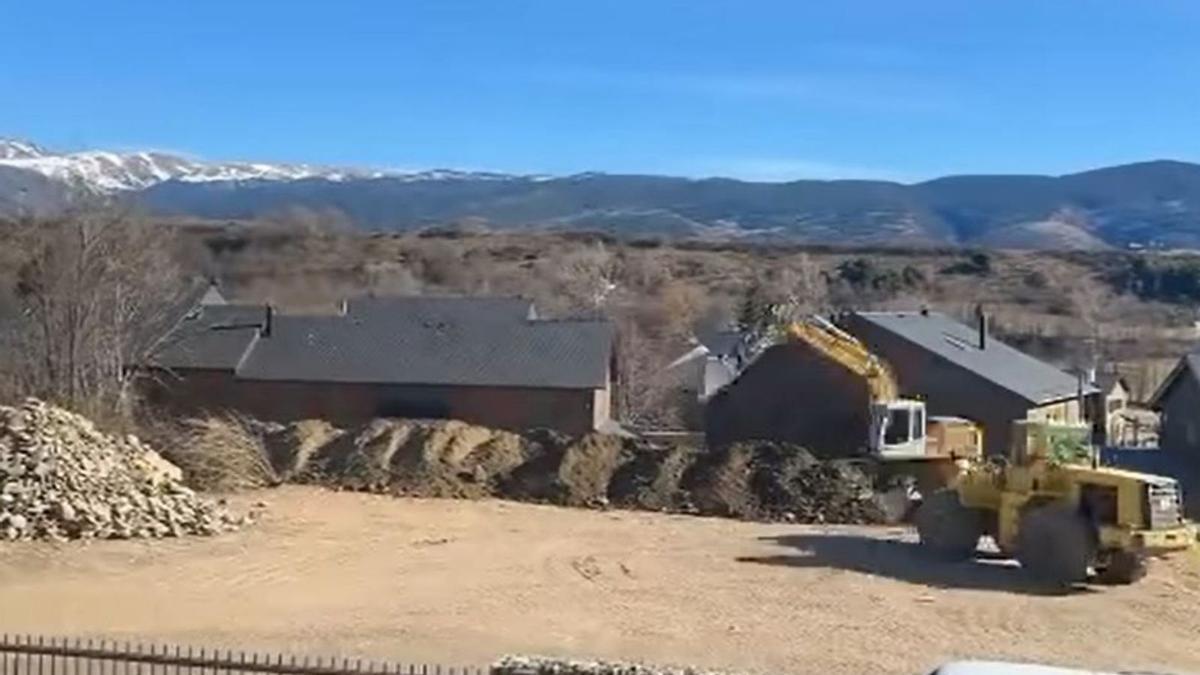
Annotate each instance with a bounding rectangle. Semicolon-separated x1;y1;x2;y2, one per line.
884;408;911;445
1080;484;1118;525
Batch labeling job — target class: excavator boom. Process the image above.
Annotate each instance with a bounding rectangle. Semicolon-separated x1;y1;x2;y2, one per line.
785;317;899;402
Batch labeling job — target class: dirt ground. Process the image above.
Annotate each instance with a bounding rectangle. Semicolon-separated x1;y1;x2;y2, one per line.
2;487;1200;675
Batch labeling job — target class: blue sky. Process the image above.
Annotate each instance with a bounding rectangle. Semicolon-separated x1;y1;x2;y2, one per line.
3;1;1200;182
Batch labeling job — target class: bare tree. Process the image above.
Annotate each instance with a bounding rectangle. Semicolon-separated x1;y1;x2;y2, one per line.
613;315;682;428
657;280;707;342
263;205;354;236
553;242;619;314
778;253;829;315
6;203;189;420
1069;277;1106;371
738;254;830;329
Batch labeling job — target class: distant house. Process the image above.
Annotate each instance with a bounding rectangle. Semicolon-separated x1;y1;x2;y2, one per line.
669;328;754;402
1149;353;1200;456
839;310;1097;456
145;295;616;436
1084;372;1138;446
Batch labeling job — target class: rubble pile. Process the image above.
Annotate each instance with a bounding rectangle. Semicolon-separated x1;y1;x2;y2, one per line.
492;655;743;675
0;399;246;541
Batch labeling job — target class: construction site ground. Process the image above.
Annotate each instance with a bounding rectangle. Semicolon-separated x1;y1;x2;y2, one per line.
2;487;1199;675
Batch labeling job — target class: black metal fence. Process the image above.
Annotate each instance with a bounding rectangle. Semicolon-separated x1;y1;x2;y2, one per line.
0;636;484;675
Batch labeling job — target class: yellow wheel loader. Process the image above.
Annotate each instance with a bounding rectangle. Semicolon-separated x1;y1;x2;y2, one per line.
916;420;1196;586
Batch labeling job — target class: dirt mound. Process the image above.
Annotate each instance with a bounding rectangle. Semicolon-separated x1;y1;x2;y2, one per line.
503;432;631;506
263;416;883;525
0;399;247;541
262;419;342;479
607;442;700;511
287;418;533;498
681;441;883;523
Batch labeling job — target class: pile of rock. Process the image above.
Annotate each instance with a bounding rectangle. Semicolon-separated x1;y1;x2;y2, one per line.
492;655;742;675
0;399;246;541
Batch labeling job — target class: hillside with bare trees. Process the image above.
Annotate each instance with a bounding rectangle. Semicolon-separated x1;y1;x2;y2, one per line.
3;211;1197;428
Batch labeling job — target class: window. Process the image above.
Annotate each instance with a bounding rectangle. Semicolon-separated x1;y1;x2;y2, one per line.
913;408;925;440
884;408;912;445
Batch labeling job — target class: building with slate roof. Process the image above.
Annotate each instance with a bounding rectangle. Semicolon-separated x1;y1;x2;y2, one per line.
145;293;615;435
839;309;1097;456
1149;352;1200;457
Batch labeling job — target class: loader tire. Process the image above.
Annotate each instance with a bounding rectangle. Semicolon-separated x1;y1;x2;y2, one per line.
1096;550;1147;585
1015;503;1096;589
915;489;983;561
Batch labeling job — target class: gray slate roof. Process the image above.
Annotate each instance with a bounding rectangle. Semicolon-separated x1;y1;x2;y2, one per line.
696;329;745;357
1149;352;1200;409
152;305;265;370
1092;371;1128;395
155;296;612;390
852;311;1094;405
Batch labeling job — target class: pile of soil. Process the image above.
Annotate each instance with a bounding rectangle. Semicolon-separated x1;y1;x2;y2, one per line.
277;418;532;499
681;441;882;523
261;417;885;525
0;399;248;541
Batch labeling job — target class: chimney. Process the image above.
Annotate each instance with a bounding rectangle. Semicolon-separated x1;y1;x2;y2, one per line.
262;304;274;338
975;304;987;350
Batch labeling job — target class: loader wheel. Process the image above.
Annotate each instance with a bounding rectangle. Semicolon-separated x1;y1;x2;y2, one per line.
915;489;983;560
1015;504;1097;589
1095;550;1147;585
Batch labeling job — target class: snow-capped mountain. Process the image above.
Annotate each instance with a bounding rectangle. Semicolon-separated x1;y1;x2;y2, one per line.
0;138;381;192
0;139;47;160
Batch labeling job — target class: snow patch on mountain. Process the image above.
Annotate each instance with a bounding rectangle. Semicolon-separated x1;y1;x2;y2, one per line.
0;138;528;192
0;139;48;160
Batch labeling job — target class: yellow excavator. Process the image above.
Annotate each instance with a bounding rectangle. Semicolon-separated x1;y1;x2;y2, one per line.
784;317;982;517
786;317;980;460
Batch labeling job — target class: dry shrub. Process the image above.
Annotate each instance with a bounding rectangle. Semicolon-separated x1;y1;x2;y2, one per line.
166;414;279;492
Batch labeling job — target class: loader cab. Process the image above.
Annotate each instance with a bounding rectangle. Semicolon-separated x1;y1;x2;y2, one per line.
870;399;927;459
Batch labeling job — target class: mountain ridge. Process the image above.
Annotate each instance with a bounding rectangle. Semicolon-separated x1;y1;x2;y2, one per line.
3;137;1200;250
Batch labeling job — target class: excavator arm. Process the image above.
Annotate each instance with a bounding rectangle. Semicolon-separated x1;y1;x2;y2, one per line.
784;317;899;402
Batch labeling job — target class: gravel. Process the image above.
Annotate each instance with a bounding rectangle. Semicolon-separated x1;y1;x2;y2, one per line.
0;399;250;541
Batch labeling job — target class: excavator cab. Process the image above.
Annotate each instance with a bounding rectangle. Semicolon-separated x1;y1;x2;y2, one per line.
869;399;927;459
